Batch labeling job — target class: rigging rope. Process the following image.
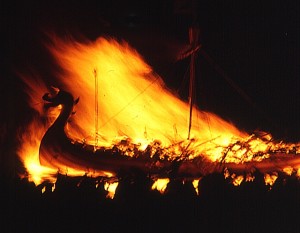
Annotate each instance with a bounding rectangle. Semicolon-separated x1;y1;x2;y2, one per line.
99;72;161;128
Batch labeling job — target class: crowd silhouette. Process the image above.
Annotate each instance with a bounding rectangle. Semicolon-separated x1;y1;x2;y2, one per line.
2;170;300;233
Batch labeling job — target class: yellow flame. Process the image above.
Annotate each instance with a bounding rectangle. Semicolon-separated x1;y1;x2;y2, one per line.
283;166;293;176
192;179;201;195
297;168;300;178
17;118;58;185
52;183;56;192
104;181;119;199
45;36;247;156
231;174;244;186
264;173;278;187
151;178;170;194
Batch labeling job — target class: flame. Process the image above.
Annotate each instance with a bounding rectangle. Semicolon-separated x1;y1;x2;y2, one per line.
264;172;278;187
17;34;300;190
297;168;300;178
151;178;170;194
44;36;249;155
231;174;244;186
282;166;293;176
104;181;119;199
17;114;58;184
192;179;201;195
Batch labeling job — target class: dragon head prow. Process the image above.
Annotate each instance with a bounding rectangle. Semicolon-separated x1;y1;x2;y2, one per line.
43;87;79;108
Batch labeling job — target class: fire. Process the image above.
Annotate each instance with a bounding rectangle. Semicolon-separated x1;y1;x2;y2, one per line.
104;180;119;199
17;34;300;192
264;172;278;187
192;179;201;195
43;36;248;153
17;113;58;185
152;178;170;194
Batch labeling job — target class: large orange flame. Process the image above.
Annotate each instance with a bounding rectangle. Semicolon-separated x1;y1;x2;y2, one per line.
46;36;246;151
18;35;300;192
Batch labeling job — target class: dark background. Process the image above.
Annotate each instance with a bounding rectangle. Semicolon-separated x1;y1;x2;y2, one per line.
1;0;300;232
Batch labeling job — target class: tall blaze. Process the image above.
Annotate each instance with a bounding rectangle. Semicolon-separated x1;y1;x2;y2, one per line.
45;36;245;150
17;35;300;189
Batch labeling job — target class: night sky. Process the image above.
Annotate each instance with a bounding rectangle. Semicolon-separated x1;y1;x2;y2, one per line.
1;1;300;232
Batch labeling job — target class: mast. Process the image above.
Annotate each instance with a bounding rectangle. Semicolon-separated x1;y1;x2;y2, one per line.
94;68;99;151
171;0;200;139
187;26;200;140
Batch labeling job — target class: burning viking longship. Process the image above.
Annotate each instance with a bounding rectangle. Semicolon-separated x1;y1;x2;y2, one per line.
40;87;300;178
18;34;300;193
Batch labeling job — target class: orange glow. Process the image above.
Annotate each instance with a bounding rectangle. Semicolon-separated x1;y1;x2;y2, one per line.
231;174;244;186
17;116;58;185
283;166;293;176
192;179;201;195
43;36;247;156
17;34;300;191
151;178;170;194
245;173;255;182
104;181;119;199
297;168;300;178
264;172;278;187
